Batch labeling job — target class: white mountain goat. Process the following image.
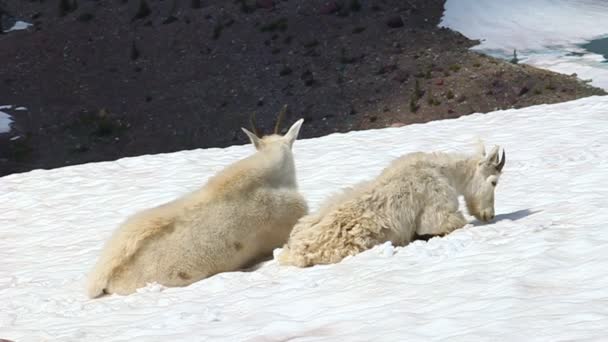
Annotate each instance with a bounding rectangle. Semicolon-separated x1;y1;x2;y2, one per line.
278;142;506;267
87;107;308;297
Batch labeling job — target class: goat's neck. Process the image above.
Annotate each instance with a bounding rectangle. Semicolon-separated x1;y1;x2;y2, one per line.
257;146;296;188
440;156;477;195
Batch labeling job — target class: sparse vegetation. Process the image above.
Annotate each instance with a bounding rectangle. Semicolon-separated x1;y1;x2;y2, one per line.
132;0;151;21
427;95;441;106
8;135;33;162
414;79;424;98
130;41;140;61
260;18;288;32
339;48;357;64
449;64;461;72
58;0;78;17
303;39;319;48
350;0;362;11
279;65;293;76
213;22;224;40
77;13;94;22
424;68;432;79
191;0;202;9
410;79;424;112
238;0;256;13
446;90;454;99
409;97;419;113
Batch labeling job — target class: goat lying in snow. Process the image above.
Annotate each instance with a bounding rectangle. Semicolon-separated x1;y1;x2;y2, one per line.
87;107;308;297
278;142;506;267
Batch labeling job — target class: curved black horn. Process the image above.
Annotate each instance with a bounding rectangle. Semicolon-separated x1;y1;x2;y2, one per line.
274;104;288;134
250;112;261;137
496;149;506;172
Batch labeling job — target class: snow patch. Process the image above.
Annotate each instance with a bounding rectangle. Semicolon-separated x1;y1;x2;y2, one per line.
4;20;32;33
0;111;13;133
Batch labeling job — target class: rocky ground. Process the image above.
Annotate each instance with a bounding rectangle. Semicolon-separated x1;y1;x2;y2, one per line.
0;0;604;176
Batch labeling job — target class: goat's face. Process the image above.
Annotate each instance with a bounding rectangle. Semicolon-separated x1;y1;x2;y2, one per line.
465;145;505;223
241;105;304;152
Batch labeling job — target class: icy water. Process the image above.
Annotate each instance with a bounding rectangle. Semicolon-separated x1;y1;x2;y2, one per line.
582;36;608;61
441;0;608;89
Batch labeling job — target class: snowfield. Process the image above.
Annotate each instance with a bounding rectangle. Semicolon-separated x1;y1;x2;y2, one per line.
2;96;608;341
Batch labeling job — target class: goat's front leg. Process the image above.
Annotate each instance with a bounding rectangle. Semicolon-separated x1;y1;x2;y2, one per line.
416;198;467;237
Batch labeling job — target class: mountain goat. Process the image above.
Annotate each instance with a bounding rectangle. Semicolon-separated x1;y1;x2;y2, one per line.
278;142;506;267
87;106;308;297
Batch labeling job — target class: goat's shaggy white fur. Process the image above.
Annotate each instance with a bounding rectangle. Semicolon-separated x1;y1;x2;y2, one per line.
86;118;308;297
278;143;505;267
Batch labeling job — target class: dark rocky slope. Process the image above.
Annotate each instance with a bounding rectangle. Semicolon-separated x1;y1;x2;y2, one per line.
0;0;603;176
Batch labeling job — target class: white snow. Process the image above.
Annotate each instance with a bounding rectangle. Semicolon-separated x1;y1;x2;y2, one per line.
0;111;13;133
440;0;608;89
3;20;32;33
2;96;608;341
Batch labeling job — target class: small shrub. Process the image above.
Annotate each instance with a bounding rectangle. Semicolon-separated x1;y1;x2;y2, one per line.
339;48;357;64
510;49;519;64
132;0;151;21
427;96;441;106
260;18;288;32
424;68;432;79
59;0;78;17
130;41;140;61
409;97;419;113
350;0;362;11
279;66;292;76
8;135;33;162
449;64;461;72
446;90;454;99
213;22;224;40
303;40;319;48
414;79;424;98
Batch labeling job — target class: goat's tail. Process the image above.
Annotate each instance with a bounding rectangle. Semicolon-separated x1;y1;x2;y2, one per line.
86;214;174;298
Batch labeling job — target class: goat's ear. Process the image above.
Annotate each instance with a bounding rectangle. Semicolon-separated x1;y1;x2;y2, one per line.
483;145;500;164
241;127;263;150
283;118;304;148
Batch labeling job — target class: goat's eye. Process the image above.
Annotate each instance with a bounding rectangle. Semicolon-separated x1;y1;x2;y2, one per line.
491;181;497;187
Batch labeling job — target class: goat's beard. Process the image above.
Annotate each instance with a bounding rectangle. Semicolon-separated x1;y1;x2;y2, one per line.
465;195;482;220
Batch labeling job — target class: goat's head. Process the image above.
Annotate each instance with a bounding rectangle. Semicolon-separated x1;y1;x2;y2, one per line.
241;105;304;151
465;142;506;223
